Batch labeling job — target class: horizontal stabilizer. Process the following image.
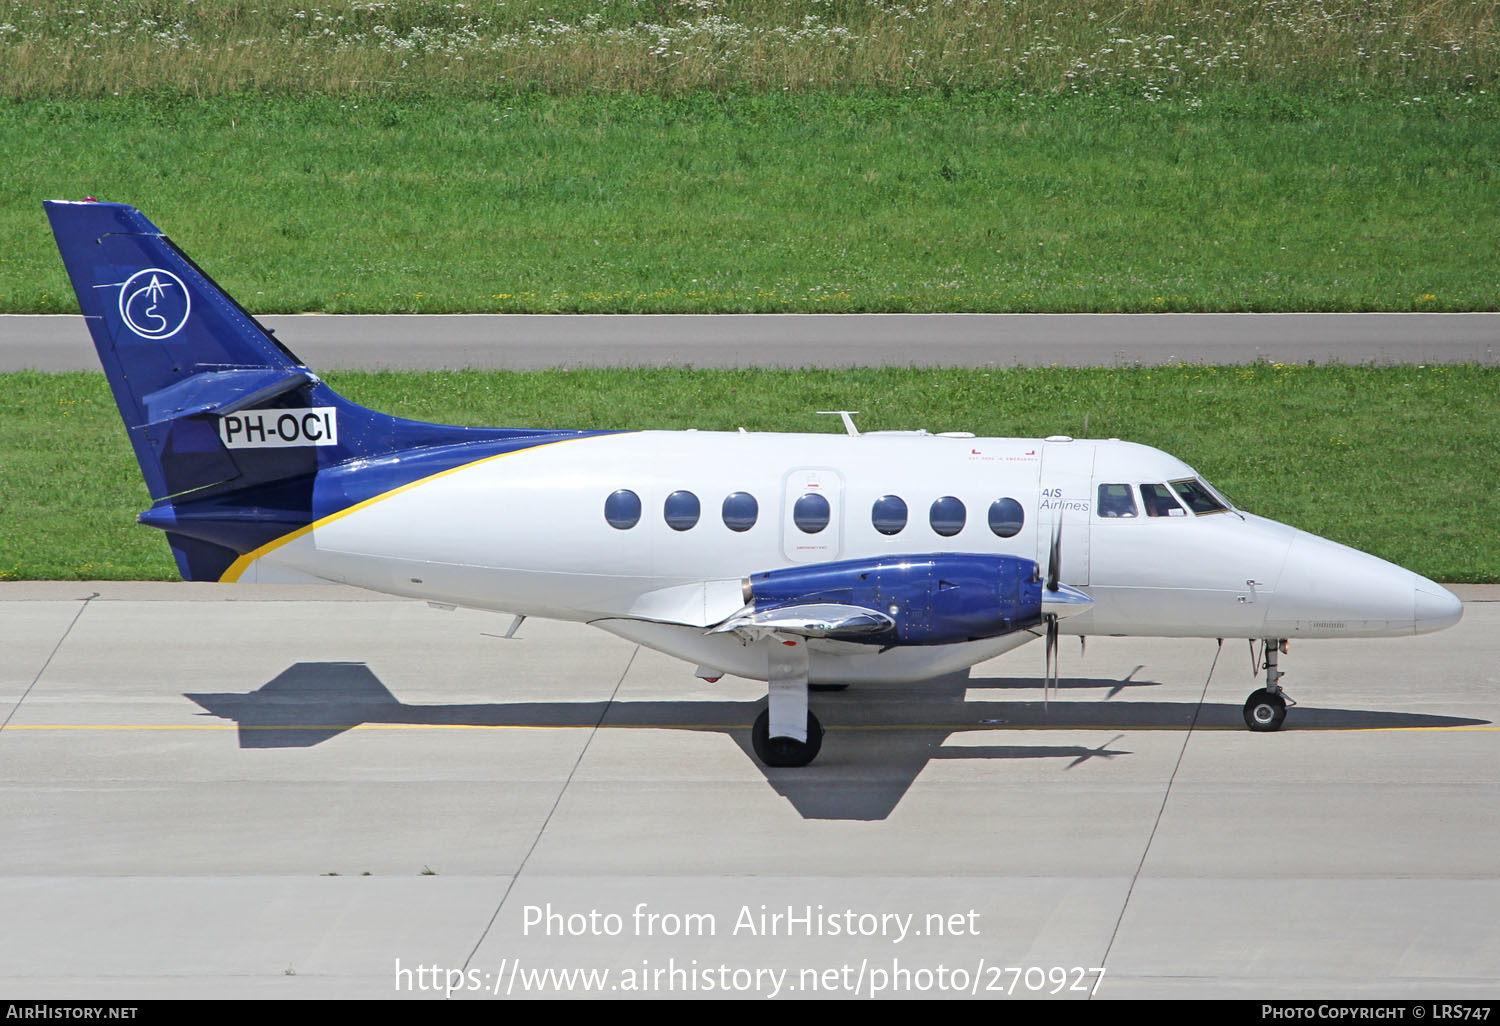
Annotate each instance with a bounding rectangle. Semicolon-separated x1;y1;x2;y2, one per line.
141;367;317;426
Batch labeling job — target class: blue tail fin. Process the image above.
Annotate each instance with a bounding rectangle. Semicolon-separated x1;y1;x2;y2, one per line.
46;200;318;502
46;199;607;581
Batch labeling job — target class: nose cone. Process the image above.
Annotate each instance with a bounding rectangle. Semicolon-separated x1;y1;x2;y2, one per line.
1414;582;1464;634
1268;532;1463;638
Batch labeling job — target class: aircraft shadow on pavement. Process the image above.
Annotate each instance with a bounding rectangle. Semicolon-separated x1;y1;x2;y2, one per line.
185;661;1489;821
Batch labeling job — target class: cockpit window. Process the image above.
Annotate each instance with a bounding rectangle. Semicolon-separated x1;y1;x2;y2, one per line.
1141;483;1187;517
1097;483;1137;518
1171;478;1229;515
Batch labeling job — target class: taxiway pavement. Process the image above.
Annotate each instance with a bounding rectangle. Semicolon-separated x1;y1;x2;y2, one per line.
3;582;1497;999
4;312;1497;370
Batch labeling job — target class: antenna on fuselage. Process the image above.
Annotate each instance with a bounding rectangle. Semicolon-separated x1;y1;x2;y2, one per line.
816;411;861;437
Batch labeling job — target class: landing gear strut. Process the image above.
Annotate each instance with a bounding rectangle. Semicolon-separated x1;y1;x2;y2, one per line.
1243;638;1295;732
753;635;825;767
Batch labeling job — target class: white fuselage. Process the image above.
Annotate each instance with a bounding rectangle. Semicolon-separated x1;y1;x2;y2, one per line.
229;430;1462;684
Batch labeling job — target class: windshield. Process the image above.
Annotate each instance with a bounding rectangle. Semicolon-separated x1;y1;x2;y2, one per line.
1170;478;1230;515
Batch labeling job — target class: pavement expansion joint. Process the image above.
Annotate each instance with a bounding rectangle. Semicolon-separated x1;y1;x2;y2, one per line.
1;590;97;734
1093;639;1223;995
462;644;640;972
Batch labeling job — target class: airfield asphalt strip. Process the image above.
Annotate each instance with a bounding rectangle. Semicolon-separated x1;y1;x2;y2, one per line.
2;581;1497;999
4;312;1498;370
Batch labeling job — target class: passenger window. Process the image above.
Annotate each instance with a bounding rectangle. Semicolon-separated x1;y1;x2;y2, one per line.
871;495;908;536
1141;483;1187;517
988;497;1024;538
1171;478;1229;515
604;489;641;530
721;491;758;532
663;490;700;531
793;493;831;534
929;496;966;537
1097;483;1138;518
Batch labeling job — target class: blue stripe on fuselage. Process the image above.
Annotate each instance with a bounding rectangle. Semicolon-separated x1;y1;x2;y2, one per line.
139;428;619;577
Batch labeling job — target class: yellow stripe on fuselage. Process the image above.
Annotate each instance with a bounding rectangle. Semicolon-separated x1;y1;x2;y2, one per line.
218;437;586;583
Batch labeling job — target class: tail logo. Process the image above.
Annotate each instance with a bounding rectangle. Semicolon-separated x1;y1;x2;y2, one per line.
118;268;191;340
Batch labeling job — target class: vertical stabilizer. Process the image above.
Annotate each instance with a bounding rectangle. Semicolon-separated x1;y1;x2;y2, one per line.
46;199;611;582
45;200;313;501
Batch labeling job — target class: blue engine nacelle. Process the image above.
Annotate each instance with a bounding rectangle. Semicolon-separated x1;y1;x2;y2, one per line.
746;554;1045;645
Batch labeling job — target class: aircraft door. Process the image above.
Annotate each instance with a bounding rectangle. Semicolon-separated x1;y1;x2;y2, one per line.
1037;439;1093;586
781;467;845;564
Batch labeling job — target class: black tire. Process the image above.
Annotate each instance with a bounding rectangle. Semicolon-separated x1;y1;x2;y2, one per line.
1243;688;1288;732
751;708;824;767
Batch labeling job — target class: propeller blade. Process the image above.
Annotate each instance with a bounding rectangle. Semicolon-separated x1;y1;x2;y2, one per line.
1047;517;1063;593
1044;614;1059;713
1051;616;1060;698
1042;509;1067;713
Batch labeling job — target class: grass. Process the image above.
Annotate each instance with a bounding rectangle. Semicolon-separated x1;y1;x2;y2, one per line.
1;0;1493;97
3;2;1495;312
6;92;1498;314
2;363;1495;582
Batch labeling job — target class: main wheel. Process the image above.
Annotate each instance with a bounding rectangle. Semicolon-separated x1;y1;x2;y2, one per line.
751;708;824;767
1243;688;1288;732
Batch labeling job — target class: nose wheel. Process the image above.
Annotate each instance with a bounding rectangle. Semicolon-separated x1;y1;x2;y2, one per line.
1243;638;1295;732
1243;688;1287;731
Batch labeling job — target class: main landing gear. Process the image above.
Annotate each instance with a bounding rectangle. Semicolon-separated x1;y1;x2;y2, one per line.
1243;638;1296;732
752;708;824;767
752;635;827;767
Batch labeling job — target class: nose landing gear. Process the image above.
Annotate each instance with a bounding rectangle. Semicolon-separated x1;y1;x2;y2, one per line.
1243;639;1296;732
1243;688;1287;731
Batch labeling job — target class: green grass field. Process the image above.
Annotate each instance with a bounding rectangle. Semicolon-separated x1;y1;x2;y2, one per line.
2;0;1492;98
6;92;1498;314
3;1;1498;314
3;364;1494;582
